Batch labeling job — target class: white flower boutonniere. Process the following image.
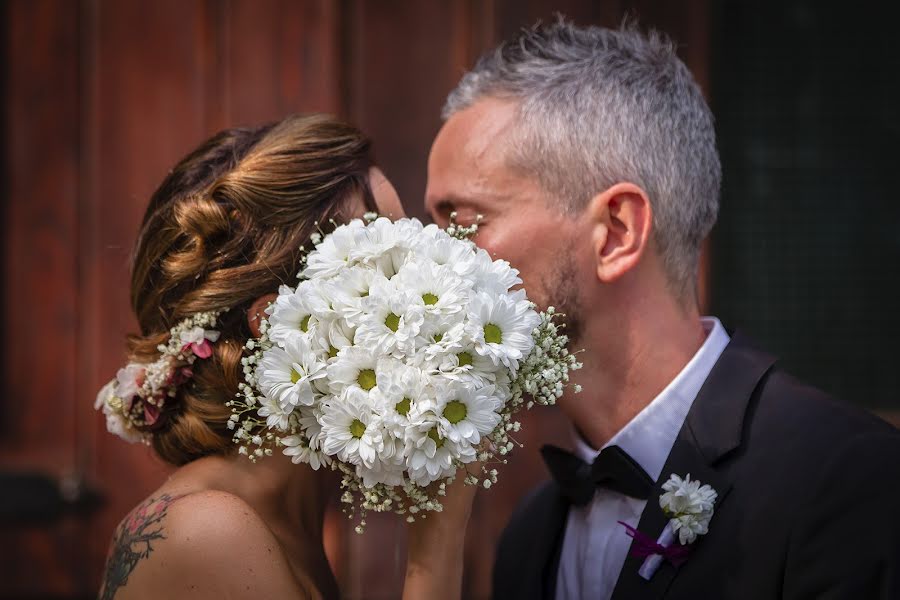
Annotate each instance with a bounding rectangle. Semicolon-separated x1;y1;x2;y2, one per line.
630;473;719;581
659;473;718;545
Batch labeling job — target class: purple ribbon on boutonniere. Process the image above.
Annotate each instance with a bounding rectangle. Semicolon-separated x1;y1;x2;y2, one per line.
618;521;692;567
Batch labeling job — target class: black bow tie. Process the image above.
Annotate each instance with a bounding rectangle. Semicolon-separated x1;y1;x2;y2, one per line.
541;444;655;506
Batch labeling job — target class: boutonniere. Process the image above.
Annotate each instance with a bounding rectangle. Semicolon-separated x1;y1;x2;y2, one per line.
619;473;718;580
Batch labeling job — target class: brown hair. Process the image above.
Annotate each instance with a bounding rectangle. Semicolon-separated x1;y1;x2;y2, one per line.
127;114;375;466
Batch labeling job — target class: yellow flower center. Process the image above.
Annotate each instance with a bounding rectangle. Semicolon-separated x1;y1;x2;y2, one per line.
385;312;401;332
443;400;467;424
350;419;366;439
290;369;302;384
357;369;377;391
395;397;411;416
422;293;439;306
328;346;339;359
457;352;473;367
484;323;503;344
300;315;310;332
428;427;445;448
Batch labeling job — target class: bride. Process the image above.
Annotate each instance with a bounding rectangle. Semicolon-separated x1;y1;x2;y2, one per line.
97;114;474;599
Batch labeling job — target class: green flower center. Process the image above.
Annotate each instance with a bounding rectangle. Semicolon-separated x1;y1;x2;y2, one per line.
360;289;369;298
395;397;411;416
484;323;503;344
385;312;401;332
443;400;467;424
300;315;310;332
328;346;339;359
350;419;366;439
357;369;377;391
422;292;439;306
428;427;445;448
290;369;302;384
457;352;473;367
433;333;443;343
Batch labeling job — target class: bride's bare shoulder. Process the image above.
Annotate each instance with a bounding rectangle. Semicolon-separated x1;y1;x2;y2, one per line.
98;490;305;600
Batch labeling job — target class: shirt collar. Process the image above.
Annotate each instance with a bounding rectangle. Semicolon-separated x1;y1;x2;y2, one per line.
571;317;731;483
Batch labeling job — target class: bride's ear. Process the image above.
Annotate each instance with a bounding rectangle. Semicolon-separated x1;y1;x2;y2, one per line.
247;293;277;338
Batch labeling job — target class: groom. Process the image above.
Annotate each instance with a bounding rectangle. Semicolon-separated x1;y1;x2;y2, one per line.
425;20;900;599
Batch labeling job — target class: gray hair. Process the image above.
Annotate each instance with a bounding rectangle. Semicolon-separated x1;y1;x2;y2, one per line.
443;19;721;298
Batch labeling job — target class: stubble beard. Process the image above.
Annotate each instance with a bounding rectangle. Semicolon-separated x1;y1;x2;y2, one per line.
540;248;583;347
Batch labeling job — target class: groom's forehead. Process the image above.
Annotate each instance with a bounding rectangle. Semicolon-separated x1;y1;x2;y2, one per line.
431;98;519;167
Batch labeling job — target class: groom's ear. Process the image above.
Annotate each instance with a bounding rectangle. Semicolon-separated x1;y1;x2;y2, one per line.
587;182;653;284
247;293;278;338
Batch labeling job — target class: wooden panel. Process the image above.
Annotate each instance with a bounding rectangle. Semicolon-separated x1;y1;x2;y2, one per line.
1;0;82;595
224;0;341;126
81;0;213;590
345;0;468;220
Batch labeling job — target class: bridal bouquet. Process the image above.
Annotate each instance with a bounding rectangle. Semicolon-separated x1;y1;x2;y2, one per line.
229;215;579;529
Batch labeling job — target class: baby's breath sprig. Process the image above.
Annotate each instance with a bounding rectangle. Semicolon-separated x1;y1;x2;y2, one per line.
446;211;483;240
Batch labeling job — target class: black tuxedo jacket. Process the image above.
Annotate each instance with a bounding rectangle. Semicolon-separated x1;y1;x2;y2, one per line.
493;333;900;599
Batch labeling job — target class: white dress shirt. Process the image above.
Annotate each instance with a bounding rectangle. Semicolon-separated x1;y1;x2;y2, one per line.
555;317;730;600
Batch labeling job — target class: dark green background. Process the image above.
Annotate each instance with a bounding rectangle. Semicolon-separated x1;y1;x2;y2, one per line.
710;1;900;408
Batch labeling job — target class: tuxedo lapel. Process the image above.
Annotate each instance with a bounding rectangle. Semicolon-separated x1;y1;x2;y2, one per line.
610;334;776;600
496;481;569;600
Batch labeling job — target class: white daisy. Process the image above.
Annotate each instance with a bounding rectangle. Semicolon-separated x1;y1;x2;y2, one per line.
319;387;379;467
467;290;540;370
329;266;385;325
281;434;331;470
372;358;428;436
392;259;472;318
405;420;476;487
468;248;522;295
302;218;366;279
430;382;502;445
325;345;379;396
347;217;420;276
267;282;332;347
256;391;292;431
353;278;425;358
257;334;326;411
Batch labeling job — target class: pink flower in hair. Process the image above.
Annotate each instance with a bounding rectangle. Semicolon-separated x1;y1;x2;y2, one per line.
179;326;221;359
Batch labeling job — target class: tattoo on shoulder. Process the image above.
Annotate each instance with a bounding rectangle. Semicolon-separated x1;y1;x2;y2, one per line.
98;493;184;600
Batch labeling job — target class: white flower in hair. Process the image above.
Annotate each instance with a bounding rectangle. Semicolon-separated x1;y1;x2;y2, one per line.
115;363;145;408
95;380;144;444
257;334;326;411
96;309;225;444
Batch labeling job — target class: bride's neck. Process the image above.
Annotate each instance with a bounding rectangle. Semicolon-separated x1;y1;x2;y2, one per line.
177;451;334;539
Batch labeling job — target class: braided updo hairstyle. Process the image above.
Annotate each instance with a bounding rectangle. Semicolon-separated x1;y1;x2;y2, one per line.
127;114;375;466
